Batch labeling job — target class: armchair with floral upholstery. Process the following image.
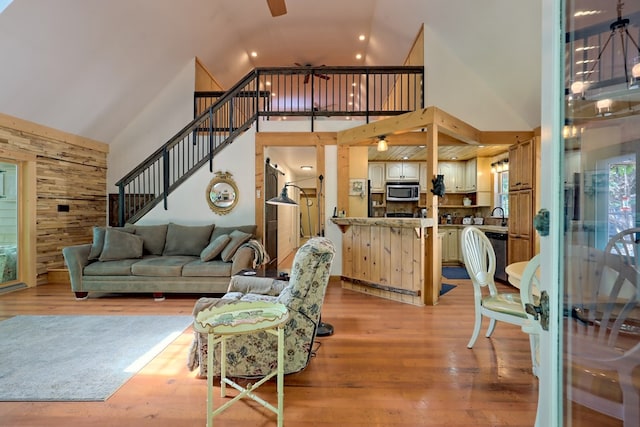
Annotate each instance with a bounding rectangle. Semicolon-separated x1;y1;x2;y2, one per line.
187;236;336;378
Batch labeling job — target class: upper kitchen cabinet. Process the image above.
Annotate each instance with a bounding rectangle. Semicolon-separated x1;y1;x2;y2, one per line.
419;163;428;192
368;162;386;193
509;138;535;190
464;158;477;191
437;161;465;193
386;162;420;182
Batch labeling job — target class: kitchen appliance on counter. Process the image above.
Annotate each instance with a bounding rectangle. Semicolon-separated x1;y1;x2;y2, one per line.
386;182;419;201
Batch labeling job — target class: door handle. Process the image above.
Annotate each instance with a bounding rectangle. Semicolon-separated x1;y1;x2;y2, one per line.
524;290;549;331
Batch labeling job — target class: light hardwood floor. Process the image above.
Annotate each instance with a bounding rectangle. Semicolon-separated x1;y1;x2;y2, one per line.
0;274;617;426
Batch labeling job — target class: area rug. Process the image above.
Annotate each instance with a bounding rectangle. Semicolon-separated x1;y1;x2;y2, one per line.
442;266;470;280
0;314;192;402
439;283;456;296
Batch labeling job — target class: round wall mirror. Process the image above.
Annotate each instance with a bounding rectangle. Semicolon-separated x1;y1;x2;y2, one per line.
206;171;239;215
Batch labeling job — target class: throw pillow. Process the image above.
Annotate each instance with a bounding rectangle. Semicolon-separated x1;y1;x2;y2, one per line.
88;226;106;260
98;228;144;261
200;234;231;261
163;223;215;256
209;224;256;243
88;226;133;260
125;223;168;255
221;230;252;262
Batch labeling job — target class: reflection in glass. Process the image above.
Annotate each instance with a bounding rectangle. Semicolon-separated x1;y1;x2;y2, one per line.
563;1;639;425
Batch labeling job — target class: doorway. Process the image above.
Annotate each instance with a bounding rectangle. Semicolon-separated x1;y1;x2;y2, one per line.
0;161;18;287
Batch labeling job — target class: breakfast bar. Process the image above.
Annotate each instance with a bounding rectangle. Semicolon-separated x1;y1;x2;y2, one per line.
331;217;437;306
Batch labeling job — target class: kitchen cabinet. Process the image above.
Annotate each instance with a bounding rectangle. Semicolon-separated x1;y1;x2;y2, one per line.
368;162;386;193
509;138;535;190
464;158;477;191
437;161;465;193
386;162;420;182
441;226;460;264
507;136;540;264
419;163;428;192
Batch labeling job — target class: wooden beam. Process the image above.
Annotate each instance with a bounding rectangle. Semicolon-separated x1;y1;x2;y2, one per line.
256;132;336;146
337;108;436;145
432;108;481;145
425;124;440;306
479;131;535;145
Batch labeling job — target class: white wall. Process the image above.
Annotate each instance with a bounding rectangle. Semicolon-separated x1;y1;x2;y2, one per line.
137;127;256;228
107;58;196;192
423;26;533;131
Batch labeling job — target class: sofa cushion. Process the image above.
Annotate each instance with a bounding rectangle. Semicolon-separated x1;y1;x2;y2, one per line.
130;256;196;277
88;226;133;260
209;225;256;243
124;223;168;255
200;234;231;262
83;258;143;276
182;260;233;277
163;223;214;256
221;230;252;262
99;229;144;261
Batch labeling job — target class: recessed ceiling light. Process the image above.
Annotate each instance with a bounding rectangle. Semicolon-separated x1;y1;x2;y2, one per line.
452;156;458;160
355;53;362;60
358;34;366;41
402;156;409;160
300;165;313;170
251;51;258;58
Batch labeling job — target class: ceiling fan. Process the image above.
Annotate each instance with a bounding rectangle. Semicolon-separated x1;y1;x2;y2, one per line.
267;0;287;17
295;63;331;84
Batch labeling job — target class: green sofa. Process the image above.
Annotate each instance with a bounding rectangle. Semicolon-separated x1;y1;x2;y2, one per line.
62;222;261;300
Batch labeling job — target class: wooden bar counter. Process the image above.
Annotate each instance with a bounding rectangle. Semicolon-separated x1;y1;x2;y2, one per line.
331;217;438;306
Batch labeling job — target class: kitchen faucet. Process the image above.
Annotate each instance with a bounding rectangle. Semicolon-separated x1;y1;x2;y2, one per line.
491;207;507;227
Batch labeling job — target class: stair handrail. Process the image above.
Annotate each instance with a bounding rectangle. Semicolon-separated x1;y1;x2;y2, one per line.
116;65;424;225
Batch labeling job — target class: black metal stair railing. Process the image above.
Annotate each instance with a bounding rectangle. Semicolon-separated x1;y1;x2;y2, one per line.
115;69;261;225
117;65;423;225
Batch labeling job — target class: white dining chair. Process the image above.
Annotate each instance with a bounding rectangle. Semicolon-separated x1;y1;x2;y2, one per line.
460;226;539;375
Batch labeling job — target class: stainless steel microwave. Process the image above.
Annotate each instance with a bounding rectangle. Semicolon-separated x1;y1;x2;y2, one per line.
386;182;419;201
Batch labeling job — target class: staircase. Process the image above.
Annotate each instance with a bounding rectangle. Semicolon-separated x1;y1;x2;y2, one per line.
115;65;424;225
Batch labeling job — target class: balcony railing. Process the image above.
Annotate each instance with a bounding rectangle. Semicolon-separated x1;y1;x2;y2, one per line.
116;65;423;225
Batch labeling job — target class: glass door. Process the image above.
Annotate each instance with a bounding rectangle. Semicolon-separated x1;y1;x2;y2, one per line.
560;0;640;425
0;160;18;287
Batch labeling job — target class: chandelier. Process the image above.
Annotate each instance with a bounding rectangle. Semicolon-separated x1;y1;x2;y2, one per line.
569;0;640;101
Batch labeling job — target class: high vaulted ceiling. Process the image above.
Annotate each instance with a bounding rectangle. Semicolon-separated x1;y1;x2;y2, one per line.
0;0;543;145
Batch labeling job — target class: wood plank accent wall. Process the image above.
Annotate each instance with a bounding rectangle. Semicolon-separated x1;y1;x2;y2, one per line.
0;113;108;285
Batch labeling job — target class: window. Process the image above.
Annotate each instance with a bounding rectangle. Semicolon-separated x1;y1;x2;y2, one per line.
494;170;509;217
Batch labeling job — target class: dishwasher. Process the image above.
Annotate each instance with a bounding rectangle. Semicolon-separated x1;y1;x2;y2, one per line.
485;231;508;283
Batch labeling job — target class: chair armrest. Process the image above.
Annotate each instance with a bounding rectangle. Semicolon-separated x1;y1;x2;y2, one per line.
230;246;255;275
227;275;288;296
62;244;92;291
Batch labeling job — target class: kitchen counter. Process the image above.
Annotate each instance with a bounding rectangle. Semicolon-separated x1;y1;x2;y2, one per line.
330;217;438;306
